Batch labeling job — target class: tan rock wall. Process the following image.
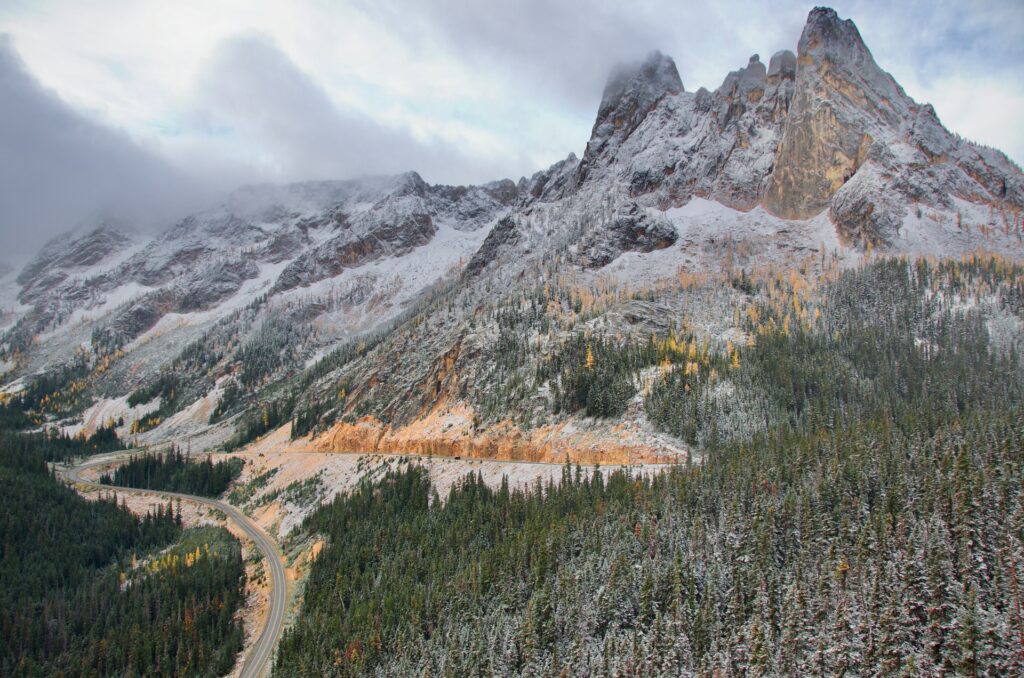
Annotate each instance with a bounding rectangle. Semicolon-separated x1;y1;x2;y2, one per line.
312;411;678;466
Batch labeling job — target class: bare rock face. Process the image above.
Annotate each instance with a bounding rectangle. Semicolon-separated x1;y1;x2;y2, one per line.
17;224;135;304
177;257;261;312
762;7;901;220
566;48;795;215
520;153;579;202
594;50;684;142
90;289;176;354
829;162;906;245
767;50;796;84
463;216;520;277
271;211;436;294
577;51;683;186
755;7;1024;245
576;203;678;269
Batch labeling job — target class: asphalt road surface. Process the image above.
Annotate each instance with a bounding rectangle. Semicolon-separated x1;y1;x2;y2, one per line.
62;455;288;678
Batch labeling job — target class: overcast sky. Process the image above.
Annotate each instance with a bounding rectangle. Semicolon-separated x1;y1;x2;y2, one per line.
1;0;1022;257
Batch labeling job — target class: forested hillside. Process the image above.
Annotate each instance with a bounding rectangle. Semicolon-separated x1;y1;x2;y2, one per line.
101;447;243;497
0;430;247;676
275;257;1024;676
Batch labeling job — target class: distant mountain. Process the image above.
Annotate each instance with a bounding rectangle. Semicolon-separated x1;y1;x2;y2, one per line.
2;6;1022;456
550;6;1023;252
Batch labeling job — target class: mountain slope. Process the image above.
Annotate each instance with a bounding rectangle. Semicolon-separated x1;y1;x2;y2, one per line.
2;6;1023;459
285;6;1024;462
0;173;517;447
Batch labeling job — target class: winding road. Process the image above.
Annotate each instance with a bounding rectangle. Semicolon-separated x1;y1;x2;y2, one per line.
61;454;288;678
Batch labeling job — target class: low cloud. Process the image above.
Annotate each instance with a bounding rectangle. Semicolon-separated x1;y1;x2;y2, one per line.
0;35;208;257
187;34;519;186
355;0;803;113
0;31;526;259
1;1;1022;260
356;0;1024;163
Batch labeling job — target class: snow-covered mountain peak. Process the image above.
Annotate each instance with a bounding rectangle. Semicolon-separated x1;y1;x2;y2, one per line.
596;50;683;124
548;6;1024;251
0;168;519;376
800;6;877;67
578;51;684;187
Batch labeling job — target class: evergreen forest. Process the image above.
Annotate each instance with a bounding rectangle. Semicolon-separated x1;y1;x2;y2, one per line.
100;447;244;497
0;427;247;676
275;257;1024;676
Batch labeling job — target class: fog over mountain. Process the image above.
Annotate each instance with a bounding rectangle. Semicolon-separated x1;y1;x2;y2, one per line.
0;37;205;256
0;0;1021;256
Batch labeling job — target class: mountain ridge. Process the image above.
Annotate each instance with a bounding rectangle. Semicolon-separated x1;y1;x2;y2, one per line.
1;6;1022;459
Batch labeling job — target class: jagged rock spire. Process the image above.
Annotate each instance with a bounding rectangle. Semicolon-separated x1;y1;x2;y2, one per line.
594;50;683;135
762;6;907;220
577;51;683;184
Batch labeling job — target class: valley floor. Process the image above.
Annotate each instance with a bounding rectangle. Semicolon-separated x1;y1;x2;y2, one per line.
64;424;677;676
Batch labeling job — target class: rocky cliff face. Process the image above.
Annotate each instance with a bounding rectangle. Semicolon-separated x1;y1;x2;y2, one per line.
761;8;1024;245
576;203;678;268
556;6;1024;249
762;8;898;220
565;48;795;212
463;216;520;278
576;50;684;188
16;224;138;305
